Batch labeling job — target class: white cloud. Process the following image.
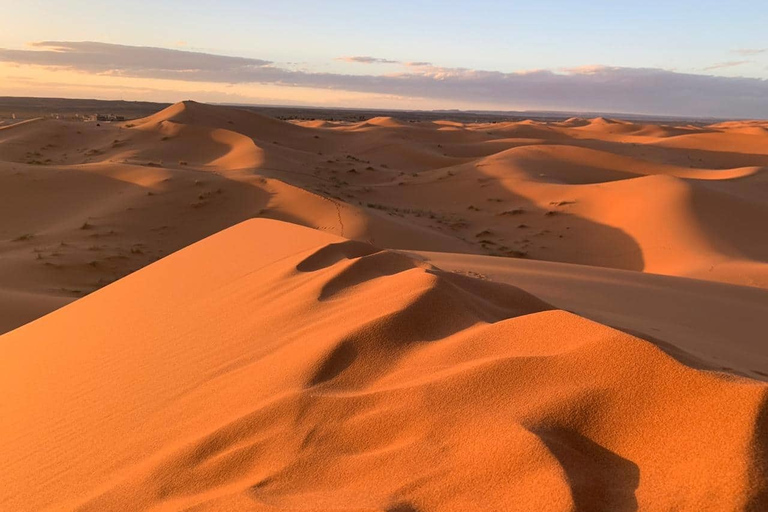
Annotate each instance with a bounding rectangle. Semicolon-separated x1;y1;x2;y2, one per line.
703;60;752;71
336;56;399;64
4;41;273;78
732;48;766;56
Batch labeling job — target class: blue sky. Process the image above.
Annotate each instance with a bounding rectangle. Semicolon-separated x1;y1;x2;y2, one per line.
1;1;767;116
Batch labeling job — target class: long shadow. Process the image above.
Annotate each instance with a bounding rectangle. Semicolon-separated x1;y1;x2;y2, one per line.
467;161;646;270
533;427;639;512
687;183;768;264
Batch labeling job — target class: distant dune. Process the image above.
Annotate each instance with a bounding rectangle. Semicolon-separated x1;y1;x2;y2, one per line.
1;101;767;510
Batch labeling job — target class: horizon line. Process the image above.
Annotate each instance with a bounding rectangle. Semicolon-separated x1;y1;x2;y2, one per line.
0;94;749;122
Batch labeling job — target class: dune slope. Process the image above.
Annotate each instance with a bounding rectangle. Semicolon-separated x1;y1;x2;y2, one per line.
1;219;766;512
415;250;768;381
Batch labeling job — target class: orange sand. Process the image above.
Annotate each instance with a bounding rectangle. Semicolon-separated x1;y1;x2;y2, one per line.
2;219;767;511
1;103;767;510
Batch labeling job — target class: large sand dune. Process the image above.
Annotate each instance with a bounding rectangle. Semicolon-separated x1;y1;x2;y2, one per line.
2;219;766;511
1;102;767;510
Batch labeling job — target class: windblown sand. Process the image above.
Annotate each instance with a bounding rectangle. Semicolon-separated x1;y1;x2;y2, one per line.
1;103;767;511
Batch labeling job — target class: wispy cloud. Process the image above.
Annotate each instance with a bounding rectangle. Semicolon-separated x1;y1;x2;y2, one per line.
731;48;766;56
703;60;752;71
336;56;400;64
562;65;620;75
3;41;273;78
2;41;768;117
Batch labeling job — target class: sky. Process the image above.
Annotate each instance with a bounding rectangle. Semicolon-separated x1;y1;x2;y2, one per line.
0;0;767;117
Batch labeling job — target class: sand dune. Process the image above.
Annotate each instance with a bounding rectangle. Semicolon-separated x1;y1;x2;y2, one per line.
415;250;768;380
2;219;766;511
1;101;766;325
2;102;768;510
1;99;765;322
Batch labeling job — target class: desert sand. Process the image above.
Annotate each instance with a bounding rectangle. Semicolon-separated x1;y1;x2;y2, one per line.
1;102;767;510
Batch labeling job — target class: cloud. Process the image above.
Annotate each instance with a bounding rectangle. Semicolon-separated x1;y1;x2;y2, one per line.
703;60;752;71
2;41;768;117
562;65;619;75
336;56;400;64
2;41;272;79
732;48;766;56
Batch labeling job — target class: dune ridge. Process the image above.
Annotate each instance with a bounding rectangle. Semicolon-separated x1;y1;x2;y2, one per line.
1;219;766;512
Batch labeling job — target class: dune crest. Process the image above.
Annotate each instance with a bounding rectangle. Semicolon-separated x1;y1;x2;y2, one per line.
1;219;766;512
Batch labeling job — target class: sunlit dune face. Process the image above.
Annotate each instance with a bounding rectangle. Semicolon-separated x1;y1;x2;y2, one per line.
1;219;767;511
